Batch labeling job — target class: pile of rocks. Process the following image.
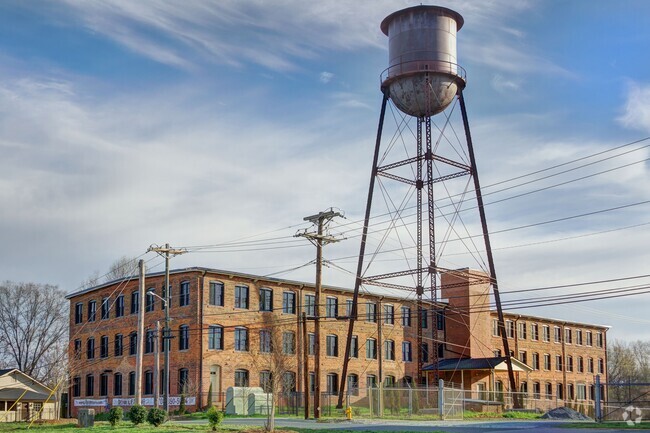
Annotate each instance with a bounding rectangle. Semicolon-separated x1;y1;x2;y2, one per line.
541;406;593;421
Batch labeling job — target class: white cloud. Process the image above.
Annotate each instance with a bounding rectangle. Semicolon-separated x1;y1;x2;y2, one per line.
618;81;650;133
319;71;334;84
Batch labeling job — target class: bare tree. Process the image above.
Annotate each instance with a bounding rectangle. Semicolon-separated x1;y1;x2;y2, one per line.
607;339;650;402
104;256;139;282
0;282;68;383
249;314;297;432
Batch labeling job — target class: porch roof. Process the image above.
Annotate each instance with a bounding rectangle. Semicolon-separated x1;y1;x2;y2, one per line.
0;388;54;402
423;357;533;373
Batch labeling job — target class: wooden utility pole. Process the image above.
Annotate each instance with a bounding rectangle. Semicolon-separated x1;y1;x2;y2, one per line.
154;320;160;408
135;259;146;405
147;243;186;412
296;208;343;419
302;312;309;419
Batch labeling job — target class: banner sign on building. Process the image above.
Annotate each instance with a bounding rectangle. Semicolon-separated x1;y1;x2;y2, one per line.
111;396;196;407
74;399;108;407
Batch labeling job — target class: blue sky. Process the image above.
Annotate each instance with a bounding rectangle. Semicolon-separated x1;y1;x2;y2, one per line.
1;1;650;341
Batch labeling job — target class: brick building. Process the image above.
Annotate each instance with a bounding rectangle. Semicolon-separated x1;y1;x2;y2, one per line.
66;267;607;415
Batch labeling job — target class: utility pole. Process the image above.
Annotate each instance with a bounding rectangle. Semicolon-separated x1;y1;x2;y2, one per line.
135;259;146;405
154;320;160;408
296;208;343;419
148;243;187;413
302;312;309;420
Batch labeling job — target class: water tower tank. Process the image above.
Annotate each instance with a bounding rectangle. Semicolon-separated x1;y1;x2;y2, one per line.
381;5;466;118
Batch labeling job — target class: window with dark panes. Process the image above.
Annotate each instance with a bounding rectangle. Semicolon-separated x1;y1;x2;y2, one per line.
282;291;296;314
144;371;153;395
326;334;338;357
73;377;81;397
114;373;122;396
259;288;273;312
179;325;189;350
402;341;412;361
260;330;272;353
115;295;124;317
86;374;94;396
100;335;108;358
145;330;155;354
366;302;377;323
383;304;394;325
180;281;190;306
128;371;136;396
235;285;249;309
88;300;96;322
101;297;110;320
129;332;137;355
384;340;395;360
131;291;139;314
350;335;359;358
401;306;411;327
209;325;223;350
87;338;95;359
283;331;295;355
366;338;377;359
74;339;81;359
304;294;315;316
145;291;155;312
326;297;338;318
308;333;315;355
209;281;224;306
235;327;248;351
75;303;83;324
100;373;108;396
234;369;249;387
178;368;189;394
114;334;123;356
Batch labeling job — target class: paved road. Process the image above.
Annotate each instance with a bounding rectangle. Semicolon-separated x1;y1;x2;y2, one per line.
174;417;650;433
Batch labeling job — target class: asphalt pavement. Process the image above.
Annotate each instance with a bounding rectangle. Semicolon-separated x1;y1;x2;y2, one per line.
172;416;650;433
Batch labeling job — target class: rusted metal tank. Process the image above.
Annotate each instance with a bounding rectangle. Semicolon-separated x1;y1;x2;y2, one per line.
381;5;466;117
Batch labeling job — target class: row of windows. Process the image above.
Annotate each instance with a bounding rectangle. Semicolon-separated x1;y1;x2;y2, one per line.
509;350;605;374
212;284;445;329
515;381;604;401
74;281;446;331
234;369;413;395
74;326;191;359
74;281;191;324
72;368;189;398
493;319;604;348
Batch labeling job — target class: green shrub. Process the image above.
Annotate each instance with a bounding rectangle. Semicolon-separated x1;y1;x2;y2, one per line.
146;407;167;426
127;404;147;425
94;412;110;421
207;407;223;431
107;407;123;426
179;394;186;415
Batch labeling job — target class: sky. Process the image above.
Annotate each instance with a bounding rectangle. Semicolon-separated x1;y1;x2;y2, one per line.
1;1;650;342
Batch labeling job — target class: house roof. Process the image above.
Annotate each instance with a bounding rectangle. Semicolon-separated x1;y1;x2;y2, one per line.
0;369;53;394
0;388;54;402
423;357;533;373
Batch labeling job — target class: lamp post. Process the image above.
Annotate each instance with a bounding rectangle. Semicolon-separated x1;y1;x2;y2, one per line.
147;288;170;412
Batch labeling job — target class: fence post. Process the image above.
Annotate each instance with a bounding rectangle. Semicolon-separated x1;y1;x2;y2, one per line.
438;379;444;420
369;387;373;418
594;375;601;423
409;386;413;416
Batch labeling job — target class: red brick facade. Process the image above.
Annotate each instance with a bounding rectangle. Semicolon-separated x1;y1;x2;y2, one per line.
66;267;607;415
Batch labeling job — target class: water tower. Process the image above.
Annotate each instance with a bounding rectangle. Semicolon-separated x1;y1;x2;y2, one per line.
337;5;517;407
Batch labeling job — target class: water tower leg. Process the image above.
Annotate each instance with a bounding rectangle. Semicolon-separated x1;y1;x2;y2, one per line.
337;90;389;409
458;91;520;408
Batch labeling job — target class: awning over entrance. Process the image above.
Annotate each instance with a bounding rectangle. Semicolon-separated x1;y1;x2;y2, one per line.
0;388;53;402
423;356;533;373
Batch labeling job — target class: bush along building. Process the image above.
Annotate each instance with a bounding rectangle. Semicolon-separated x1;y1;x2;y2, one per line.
66;267;607;416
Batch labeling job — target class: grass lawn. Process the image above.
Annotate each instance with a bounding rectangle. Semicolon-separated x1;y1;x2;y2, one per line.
0;423;450;433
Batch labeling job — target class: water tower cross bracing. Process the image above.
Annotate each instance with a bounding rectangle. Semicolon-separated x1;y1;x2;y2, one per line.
337;5;518;407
